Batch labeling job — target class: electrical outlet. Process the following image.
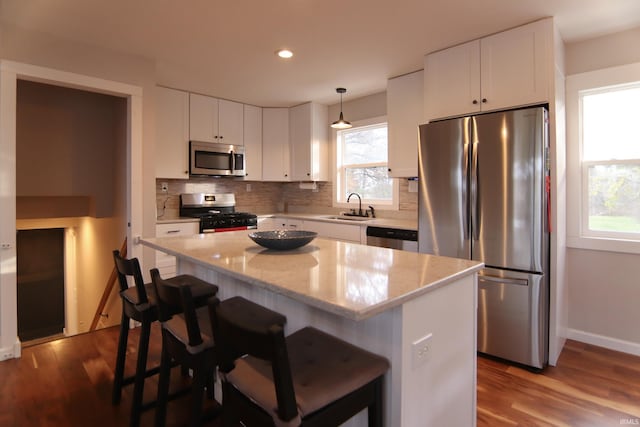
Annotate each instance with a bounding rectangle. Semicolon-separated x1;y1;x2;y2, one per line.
412;333;433;368
246;183;252;192
161;182;169;192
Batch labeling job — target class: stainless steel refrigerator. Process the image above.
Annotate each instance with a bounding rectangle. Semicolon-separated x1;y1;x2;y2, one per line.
418;106;550;369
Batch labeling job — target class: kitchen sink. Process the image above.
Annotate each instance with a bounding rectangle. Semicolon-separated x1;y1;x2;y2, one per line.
320;215;372;222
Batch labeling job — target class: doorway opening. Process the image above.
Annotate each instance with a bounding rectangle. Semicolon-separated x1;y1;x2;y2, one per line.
17;228;65;343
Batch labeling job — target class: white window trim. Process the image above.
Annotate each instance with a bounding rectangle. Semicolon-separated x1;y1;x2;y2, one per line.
566;61;640;254
332;116;399;211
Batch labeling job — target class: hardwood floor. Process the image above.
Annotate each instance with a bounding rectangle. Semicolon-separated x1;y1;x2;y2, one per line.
1;325;639;426
477;340;640;426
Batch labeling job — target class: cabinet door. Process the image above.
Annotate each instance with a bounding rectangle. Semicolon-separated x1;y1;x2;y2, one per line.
262;108;290;181
218;99;244;145
303;220;362;243
290;103;312;181
189;93;219;142
424;40;480;121
480;19;550;111
290;103;329;181
155;87;189;179
387;70;423;177
243;104;262;180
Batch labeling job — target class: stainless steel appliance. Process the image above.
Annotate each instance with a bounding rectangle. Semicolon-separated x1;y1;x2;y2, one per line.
180;193;257;233
189;141;245;177
366;226;418;252
418;106;550;369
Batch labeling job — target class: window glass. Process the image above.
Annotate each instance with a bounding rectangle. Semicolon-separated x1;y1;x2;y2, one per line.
582;87;640;161
580;84;640;236
336;121;395;206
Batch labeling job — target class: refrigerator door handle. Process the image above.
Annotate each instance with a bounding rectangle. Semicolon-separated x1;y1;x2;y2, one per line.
478;274;528;286
470;117;480;241
462;118;470;241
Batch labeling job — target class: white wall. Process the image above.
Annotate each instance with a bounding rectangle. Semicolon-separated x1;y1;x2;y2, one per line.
564;26;640;355
0;22;158;274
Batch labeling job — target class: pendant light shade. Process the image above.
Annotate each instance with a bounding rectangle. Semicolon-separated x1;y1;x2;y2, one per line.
331;87;352;129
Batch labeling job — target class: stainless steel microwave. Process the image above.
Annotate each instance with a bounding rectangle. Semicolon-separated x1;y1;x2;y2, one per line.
189;141;245;177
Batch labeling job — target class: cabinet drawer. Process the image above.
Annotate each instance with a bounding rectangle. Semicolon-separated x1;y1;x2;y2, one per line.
156;222;199;236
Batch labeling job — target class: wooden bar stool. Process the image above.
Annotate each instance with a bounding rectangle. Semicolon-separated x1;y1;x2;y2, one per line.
111;250;218;427
208;296;390;427
151;272;287;427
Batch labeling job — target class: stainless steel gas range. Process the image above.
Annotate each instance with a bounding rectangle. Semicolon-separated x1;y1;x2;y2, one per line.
179;193;257;233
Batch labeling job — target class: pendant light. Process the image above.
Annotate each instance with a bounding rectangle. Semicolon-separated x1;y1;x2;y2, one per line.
331;87;352;129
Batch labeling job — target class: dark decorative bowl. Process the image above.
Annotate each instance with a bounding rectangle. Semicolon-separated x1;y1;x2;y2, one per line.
248;230;318;250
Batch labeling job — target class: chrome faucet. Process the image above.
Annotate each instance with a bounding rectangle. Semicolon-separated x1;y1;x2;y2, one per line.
346;193;363;216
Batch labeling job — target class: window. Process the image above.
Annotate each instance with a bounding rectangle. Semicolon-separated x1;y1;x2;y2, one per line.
581;85;640;237
566;62;640;253
335;118;398;209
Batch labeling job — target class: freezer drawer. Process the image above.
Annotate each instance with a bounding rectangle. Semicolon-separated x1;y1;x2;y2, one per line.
477;268;548;369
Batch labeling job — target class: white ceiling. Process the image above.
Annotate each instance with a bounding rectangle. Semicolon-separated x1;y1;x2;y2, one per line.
2;0;640;107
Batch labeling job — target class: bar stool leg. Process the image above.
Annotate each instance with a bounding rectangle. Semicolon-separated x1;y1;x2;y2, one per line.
368;377;384;427
189;363;207;427
130;319;152;427
154;342;172;427
112;311;130;405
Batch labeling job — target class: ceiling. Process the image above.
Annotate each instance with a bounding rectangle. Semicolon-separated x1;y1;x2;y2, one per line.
2;0;640;107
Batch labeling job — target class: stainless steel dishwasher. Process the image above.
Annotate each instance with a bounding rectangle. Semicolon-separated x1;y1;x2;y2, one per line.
366;226;418;252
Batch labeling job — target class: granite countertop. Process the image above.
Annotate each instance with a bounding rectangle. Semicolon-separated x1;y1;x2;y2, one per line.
259;213;418;231
141;231;482;320
157;213;417;231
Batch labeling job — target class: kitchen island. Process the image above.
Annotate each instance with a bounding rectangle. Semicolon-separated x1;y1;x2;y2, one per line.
141;231;483;427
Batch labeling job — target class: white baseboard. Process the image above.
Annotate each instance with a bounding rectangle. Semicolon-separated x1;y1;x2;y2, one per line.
0;339;21;361
567;328;640;357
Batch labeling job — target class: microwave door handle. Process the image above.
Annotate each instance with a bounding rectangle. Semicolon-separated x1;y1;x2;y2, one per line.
229;150;235;172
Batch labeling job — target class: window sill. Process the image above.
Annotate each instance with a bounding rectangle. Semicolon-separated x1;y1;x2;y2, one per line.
566;236;640;255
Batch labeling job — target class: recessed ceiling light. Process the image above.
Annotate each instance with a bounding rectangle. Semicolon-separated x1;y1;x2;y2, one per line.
276;49;293;59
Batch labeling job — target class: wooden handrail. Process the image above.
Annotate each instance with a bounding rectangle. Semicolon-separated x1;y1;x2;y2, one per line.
90;237;127;331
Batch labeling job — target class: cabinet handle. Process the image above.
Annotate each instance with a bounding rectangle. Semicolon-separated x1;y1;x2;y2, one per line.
219;135;224;139
214;135;218;139
284;174;288;177
306;173;310;176
166;230;180;234
482;98;487;103
388;168;392;172
472;99;478;105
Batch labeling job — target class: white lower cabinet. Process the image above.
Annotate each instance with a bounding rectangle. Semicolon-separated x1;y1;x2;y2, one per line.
303;220;361;243
155;222;199;277
258;217;363;243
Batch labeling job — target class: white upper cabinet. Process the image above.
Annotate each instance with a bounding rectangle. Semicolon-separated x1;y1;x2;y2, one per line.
424;19;551;121
189;93;244;145
289;102;329;181
387;70;423;178
243;104;263;180
155;86;190;179
262;107;290;181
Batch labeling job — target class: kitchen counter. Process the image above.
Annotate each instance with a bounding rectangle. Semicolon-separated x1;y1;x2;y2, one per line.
140;231;481;427
141;231;479;320
261;213;417;231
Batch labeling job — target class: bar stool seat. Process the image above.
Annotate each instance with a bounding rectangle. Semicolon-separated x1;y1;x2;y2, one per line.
111;250;218;427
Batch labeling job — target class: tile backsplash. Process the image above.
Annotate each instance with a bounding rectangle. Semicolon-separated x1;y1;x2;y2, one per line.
156;178;417;220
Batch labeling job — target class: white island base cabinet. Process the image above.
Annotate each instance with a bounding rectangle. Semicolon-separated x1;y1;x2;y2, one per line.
177;259;477;427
